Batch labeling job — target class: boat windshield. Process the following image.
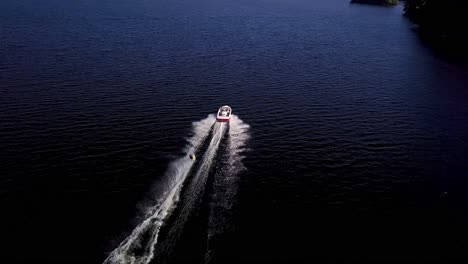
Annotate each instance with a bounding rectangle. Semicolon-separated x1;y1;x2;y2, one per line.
218;107;231;116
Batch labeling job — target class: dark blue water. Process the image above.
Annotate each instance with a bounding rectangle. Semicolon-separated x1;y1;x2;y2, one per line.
2;0;468;263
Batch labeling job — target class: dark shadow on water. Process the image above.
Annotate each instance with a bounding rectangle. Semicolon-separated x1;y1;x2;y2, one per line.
412;26;468;68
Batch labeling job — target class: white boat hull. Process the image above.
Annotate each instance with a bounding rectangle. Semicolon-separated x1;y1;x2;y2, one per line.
216;105;232;122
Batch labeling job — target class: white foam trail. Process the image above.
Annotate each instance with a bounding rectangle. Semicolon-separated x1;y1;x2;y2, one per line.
205;115;250;264
188;121;226;200
103;115;215;264
153;121;227;260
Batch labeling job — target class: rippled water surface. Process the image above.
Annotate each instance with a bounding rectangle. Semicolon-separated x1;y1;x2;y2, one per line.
2;0;468;263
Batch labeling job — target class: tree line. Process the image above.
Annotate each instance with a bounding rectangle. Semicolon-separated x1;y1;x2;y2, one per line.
403;0;468;56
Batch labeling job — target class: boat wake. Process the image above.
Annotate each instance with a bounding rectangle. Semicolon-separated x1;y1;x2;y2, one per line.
205;115;250;263
103;114;250;264
152;118;228;262
103;115;215;264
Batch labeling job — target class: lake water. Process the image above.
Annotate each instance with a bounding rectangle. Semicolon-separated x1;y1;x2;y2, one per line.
1;0;468;263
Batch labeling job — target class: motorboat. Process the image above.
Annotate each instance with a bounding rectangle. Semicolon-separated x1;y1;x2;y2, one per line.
216;105;232;122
